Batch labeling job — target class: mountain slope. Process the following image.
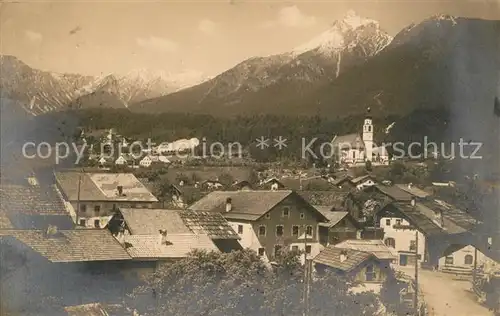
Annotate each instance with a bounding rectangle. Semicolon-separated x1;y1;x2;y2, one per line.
132;11;393;115
132;15;499;121
0;55;208;115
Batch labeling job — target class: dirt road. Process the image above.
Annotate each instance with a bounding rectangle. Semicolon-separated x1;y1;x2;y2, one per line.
397;267;492;316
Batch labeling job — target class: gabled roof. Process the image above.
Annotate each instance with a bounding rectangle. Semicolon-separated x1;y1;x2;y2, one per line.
55;172;158;202
395;184;431;198
299;191;348;209
0;229;131;262
189;190;327;221
371;184;414;202
0;183;68;215
350;175;375;184
119;208;239;240
392;200;477;236
120;208;192;235
332;133;364;149
123;233;217;259
314;209;349;228
313;246;374;272
334;239;397;260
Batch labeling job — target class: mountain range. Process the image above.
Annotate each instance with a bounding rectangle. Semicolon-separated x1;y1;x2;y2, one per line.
0;56;208;116
1;12;499;121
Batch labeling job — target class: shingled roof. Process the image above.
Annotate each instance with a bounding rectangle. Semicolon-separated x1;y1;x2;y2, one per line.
332;133;364;150
0;183;68;215
314;209;349;228
372;184;414;202
313;246;374;272
123;233;217;259
118;208;239;240
393;200;477;236
334;239;397;260
0;210;13;229
55;172;158;202
0;229;131;262
189;190;327;221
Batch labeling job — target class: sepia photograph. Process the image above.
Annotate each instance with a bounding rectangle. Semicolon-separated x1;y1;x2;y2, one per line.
0;0;499;315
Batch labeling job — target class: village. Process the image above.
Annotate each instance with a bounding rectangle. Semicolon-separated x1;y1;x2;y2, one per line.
1;113;499;316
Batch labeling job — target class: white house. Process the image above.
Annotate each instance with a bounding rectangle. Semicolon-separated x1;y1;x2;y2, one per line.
139;155;154;168
380;216;426;267
439;244;497;271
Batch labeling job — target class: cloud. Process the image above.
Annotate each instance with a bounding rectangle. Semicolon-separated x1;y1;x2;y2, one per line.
136;36;179;53
198;19;218;35
262;5;317;28
24;30;42;42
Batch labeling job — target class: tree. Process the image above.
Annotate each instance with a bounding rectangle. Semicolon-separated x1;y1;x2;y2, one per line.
127;249;381;316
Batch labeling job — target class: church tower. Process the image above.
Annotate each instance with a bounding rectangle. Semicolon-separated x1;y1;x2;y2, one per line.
363;107;374;161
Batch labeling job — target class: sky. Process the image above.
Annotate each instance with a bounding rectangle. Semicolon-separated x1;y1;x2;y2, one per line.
1;0;499;80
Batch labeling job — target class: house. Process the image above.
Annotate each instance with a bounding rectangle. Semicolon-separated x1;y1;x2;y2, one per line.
315;209;360;246
395;184;431;199
331;108;389;166
115;154;134;166
188;190;328;263
0;228;133;314
139;155;154;168
377;199;479;268
0;180;74;230
233;180;253;191
334;239;397;264
54;172;158;228
201;179;224;190
313;246;393;284
349;175;377;190
439;244;498;272
108;208;241;256
259;177;286;191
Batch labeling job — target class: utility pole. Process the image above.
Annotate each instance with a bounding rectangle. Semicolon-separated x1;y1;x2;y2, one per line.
302;224;311;316
75;169;83;226
414;228;419;315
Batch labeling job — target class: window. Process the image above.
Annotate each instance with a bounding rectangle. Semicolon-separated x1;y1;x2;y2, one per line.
305;245;311;254
306;225;313;237
265;213;271;219
274;245;282;257
276;225;284;237
352;151;356;159
237;225;243;234
291;245;299;252
79;204;87;212
385;219;391;226
79;219;86;226
464;254;473;265
94;219;100;228
365;264;376;281
282;207;290;217
292;225;299;236
258;225;266;236
300;213;305;220
409;240;417;251
384;237;396;248
258;248;265;256
94;205;100;215
395;219;402;226
445;256;454;265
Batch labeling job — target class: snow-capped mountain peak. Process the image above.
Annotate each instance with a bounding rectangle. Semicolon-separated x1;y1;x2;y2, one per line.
340;10;379;30
292;10;391;55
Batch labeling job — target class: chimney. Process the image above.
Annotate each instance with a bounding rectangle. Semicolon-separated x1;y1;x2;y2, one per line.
340;250;348;263
411;197;416;207
408;183;413;189
226;198;232;212
159;229;168;245
439;210;445;227
45;225;59;237
117;185;123;196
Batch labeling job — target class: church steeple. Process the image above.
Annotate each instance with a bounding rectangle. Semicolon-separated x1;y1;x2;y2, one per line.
363;107;374;162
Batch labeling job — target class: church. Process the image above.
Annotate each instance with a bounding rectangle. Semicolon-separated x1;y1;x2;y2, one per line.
331;108;389;166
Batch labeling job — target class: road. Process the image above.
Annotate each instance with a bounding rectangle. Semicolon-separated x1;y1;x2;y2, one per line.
397;267;493;316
